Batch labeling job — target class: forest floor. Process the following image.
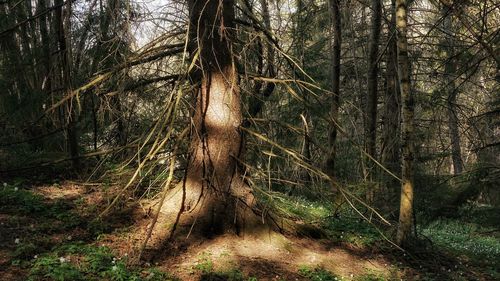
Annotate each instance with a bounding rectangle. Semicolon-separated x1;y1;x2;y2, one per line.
0;177;498;281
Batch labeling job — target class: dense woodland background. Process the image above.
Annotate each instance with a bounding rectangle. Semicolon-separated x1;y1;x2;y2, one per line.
0;0;499;280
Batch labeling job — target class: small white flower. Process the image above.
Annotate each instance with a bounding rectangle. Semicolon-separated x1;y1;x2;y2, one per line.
67;235;72;240
14;187;18;191
34;255;38;259
59;257;66;263
14;238;20;244
3;182;7;187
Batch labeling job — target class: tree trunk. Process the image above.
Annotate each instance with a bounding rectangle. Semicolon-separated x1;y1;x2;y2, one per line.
38;0;52;93
381;0;401;208
55;0;80;169
325;0;341;180
442;5;463;175
395;0;415;246
161;0;262;237
0;4;28;96
295;0;312;184
247;0;276;119
364;0;382;202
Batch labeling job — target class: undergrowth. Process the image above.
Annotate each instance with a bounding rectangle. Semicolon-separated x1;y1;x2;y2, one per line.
28;243;177;281
298;265;340;281
267;192;383;246
419;205;500;279
1;182;177;281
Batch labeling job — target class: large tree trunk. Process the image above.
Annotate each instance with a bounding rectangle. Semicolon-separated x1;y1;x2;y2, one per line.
161;0;262;237
325;0;341;179
395;0;415;246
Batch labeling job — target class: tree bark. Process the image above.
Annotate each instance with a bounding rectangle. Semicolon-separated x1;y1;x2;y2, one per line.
38;0;52;93
325;0;341;180
395;0;415;246
295;0;312;184
247;0;276;119
55;0;80;169
364;0;382;202
381;0;401;207
442;5;463;175
161;0;263;236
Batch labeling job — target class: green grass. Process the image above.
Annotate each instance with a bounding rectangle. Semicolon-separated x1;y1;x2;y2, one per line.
298;265;340;281
322;215;382;247
1;184;177;281
0;184;81;223
29;243;178;281
193;252;258;281
354;270;386;281
266;192;383;246
421;218;500;260
0;184;46;214
193;252;214;274
267;193;332;222
420;206;500;280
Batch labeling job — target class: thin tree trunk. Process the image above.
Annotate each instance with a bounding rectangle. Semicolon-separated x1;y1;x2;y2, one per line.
295;0;312;184
395;0;415;246
247;0;276;119
381;0;400;208
447;90;463;174
325;0;341;180
364;0;382;202
55;0;80;169
0;5;27;96
442;5;463;175
38;0;52;93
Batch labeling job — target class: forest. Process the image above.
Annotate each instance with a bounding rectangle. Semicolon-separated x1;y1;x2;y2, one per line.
0;0;498;280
